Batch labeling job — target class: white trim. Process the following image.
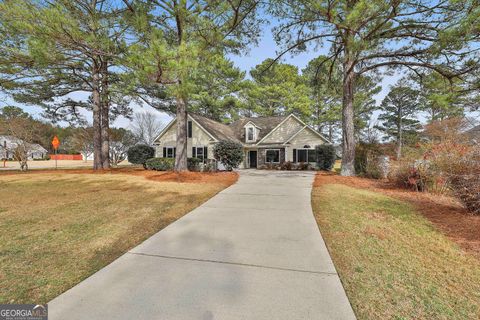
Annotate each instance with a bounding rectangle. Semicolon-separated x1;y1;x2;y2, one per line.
255;114;295;145
153;114;218;144
164;146;176;158
243;120;262;129
245;125;256;142
265;148;281;164
283;125;331;145
189;116;218;142
294;148;316;163
247;149;258;168
153;118;176;144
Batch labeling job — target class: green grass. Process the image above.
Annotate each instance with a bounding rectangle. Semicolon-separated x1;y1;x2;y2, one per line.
0;172;234;304
312;182;480;320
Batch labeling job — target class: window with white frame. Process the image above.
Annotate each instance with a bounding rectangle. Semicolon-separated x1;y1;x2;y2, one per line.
164;147;176;158
295;149;315;163
246;126;255;142
265;149;280;163
192;146;206;162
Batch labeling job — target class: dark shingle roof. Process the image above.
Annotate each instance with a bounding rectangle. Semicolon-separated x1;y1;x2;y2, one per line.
189;113;290;143
228;116;287;142
190;113;241;143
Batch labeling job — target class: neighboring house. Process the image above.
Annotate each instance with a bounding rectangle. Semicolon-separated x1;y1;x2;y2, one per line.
0;135;48;160
154;113;330;168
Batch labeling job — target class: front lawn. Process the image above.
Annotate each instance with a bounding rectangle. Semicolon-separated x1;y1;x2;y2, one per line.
0;169;237;303
312;174;480;320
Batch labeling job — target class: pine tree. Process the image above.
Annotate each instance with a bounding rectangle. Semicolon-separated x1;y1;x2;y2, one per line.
0;0;132;169
377;82;422;159
125;0;260;171
269;0;480;175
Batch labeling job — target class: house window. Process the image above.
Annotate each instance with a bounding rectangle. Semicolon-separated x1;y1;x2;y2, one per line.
294;149;315;163
187;121;192;138
265;149;280;163
163;147;176;158
246;126;255;142
192;146;207;162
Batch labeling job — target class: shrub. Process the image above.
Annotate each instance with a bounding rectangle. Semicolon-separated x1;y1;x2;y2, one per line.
280;161;293;170
127;144;155;168
355;143;384;179
213;140;243;171
202;159;217;172
298;162;311;170
315;145;336;171
187;157;202;171
446;147;480;215
145;157;174;171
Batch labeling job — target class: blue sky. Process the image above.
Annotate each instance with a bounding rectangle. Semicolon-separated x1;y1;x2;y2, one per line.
0;22;405;129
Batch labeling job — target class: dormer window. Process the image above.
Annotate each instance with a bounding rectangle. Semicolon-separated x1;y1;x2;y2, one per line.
246;126;256;142
247;127;254;141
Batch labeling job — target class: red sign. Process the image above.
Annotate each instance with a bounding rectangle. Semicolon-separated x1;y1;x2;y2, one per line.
52;136;60;150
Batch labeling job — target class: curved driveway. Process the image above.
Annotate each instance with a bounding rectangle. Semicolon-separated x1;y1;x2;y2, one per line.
50;170;356;319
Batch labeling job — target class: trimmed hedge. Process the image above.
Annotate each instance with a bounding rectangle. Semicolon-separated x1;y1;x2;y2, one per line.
315;145;336;171
145;157;174;171
187;157;202;171
145;157;203;171
128;144;155;168
213;140;243;171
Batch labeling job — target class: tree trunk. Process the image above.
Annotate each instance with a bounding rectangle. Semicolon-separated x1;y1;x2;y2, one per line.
174;95;188;171
340;58;356;176
397;108;402;160
92;61;103;170
100;59;110;169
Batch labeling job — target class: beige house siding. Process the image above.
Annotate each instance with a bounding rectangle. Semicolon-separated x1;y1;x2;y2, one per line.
155;119;215;159
261;116;303;144
285;127;326;162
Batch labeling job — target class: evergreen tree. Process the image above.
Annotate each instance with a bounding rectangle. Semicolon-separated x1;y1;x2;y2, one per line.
247;59;311;118
377;82;422;159
269;0;480;176
0;0;132;169
125;0;260;171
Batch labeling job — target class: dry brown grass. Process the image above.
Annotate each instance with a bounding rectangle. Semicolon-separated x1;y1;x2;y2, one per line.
0;170;237;303
312;173;480;319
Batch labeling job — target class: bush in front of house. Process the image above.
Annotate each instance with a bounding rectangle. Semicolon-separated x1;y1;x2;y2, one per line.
315;144;336;171
127;144;155;168
145;157;174;171
213;140;243;171
187;157;202;171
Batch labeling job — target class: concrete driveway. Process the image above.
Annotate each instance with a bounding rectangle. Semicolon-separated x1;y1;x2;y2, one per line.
49;170;356;320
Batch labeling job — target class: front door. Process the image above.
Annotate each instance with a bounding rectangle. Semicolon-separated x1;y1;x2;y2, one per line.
249;151;257;168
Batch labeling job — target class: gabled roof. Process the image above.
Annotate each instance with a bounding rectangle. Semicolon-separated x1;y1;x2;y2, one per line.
154;112;331;146
229;116;287;142
189;114;241;143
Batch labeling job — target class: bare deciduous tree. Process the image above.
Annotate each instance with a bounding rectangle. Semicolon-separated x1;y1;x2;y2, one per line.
130;112;164;147
71;127;95;162
0;116;41;171
109;128;137;166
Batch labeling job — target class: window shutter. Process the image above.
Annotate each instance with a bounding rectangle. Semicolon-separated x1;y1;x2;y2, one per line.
293;149;297;163
187;121;192;138
204;146;208;162
173;147;176;158
192;147;196;158
163;147;166;158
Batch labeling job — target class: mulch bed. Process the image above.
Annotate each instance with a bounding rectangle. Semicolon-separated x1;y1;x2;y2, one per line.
315;172;480;259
